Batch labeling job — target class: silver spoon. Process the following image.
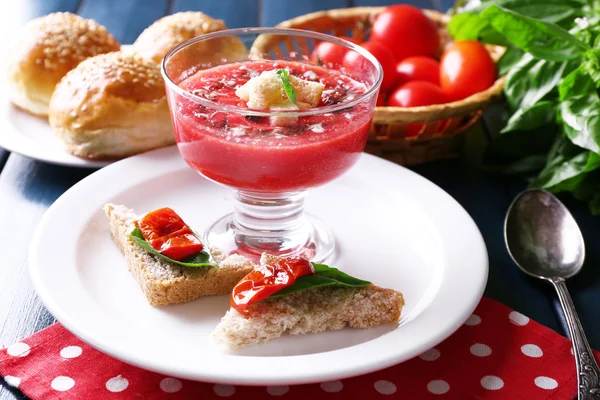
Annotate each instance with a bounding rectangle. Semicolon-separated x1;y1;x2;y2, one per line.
505;189;600;399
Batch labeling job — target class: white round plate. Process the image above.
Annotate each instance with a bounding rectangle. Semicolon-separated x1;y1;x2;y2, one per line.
30;146;488;385
0;95;110;168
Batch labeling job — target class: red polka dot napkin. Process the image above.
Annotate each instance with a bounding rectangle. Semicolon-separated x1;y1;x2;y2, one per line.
0;297;595;399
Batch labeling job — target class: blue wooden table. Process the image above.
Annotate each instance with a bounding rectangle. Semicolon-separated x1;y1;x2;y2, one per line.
1;1;599;399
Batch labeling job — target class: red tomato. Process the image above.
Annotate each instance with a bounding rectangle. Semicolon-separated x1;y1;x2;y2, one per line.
137;208;203;260
230;257;315;314
388;81;446;107
311;36;359;67
440;40;497;101
395;56;440;86
370;5;440;61
343;41;396;92
388;81;446;138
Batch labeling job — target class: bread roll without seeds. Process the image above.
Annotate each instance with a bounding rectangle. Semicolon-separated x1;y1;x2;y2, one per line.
5;12;120;117
49;51;175;159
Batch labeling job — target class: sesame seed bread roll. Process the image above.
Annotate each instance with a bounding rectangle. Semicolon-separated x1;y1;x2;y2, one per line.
49;51;175;160
5;12;120;117
132;12;248;68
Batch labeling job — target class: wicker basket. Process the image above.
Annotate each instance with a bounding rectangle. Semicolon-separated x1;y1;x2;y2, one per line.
252;7;506;165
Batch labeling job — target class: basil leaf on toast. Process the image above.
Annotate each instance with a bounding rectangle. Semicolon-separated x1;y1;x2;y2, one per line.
269;263;371;298
130;227;218;268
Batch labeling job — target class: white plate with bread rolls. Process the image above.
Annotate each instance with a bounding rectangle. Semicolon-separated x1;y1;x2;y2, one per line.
1;11;234;167
29;146;489;385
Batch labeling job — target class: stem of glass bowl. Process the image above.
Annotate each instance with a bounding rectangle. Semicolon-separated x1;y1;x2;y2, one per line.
234;191;309;239
204;191;336;264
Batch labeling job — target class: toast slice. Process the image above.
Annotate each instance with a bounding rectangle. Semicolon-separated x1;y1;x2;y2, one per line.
212;254;404;349
104;203;255;306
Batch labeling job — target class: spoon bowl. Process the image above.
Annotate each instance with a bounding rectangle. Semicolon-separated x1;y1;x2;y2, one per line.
505;189;585;280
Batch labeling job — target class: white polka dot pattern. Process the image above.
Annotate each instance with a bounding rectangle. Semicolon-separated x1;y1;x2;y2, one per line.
0;298;574;399
51;376;75;391
427;380;450;395
535;376;558;390
4;376;20;388
267;385;290;395
60;346;82;359
521;344;543;358
320;380;344;393
7;343;30;357
214;384;236;397
160;377;183;393
105;376;128;393
481;375;504;390
509;311;530;326
419;348;441;361
465;314;482;326
470;343;492;357
374;380;397;395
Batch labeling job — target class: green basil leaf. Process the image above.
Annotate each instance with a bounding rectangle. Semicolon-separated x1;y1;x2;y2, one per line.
470;0;583;27
276;68;296;104
569;171;600;201
547;130;582;161
559;66;595;101
447;13;509;45
501;100;556;133
532;135;600;189
481;5;588;61
504;54;569;110
269;263;371;298
130;227;218;268
560;93;600;154
312;263;372;285
497;47;524;76
582;49;600;85
589;191;600;215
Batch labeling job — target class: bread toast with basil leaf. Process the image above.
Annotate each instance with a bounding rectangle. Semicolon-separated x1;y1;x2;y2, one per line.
212;253;404;349
104;203;255;306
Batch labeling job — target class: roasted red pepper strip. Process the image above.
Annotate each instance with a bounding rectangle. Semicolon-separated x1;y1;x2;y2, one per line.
136;208;203;261
230;257;315;314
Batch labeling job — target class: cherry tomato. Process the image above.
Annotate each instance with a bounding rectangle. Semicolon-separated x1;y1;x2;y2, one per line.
395;56;440;86
311;36;359;68
137;208;203;261
388;81;446;108
370;5;440;61
343;41;396;92
388;81;447;138
231;257;315;314
440;40;497;101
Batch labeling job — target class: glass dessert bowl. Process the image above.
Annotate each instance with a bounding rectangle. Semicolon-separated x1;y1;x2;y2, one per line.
161;28;382;263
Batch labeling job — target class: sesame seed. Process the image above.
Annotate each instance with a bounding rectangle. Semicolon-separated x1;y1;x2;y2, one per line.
21;12;120;71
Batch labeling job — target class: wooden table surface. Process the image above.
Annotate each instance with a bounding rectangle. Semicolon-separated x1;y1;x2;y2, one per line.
1;1;599;399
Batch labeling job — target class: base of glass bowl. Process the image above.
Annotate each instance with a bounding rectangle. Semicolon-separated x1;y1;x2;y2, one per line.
203;191;336;264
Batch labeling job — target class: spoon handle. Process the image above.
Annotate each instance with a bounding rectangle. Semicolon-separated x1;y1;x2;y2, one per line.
553;279;600;399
